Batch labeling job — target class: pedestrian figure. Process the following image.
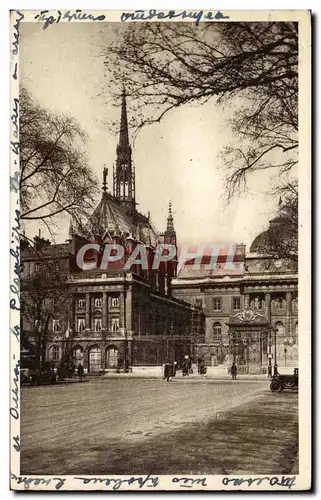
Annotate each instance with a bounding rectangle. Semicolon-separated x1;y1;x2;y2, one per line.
268;364;272;378
172;361;177;378
182;356;189;376
163;361;171;382
231;362;237;380
77;363;84;382
274;364;279;377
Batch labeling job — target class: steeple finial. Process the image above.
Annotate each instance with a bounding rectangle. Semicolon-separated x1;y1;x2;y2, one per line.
278;196;282;207
166;201;175;232
102;166;108;193
119;87;130;149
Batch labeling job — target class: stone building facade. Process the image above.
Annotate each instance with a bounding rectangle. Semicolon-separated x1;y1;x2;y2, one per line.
172;230;298;373
21;91;205;372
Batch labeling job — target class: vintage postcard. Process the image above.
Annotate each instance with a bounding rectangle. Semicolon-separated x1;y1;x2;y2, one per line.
10;9;311;491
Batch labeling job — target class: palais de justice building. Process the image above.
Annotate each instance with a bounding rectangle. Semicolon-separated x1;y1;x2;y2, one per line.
21;93;298;373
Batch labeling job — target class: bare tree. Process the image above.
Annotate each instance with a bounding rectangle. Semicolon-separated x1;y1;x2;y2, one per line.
21;241;70;368
104;22;298;198
20;86;99;232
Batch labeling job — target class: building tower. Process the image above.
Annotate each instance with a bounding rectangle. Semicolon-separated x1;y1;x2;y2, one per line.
164;201;178;292
164;201;177;247
113;88;136;216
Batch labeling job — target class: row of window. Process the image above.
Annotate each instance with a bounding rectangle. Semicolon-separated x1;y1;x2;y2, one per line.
195;296;297;311
195;297;241;311
76;318;120;333
51;318;120;333
77;297;119;309
33;262;60;272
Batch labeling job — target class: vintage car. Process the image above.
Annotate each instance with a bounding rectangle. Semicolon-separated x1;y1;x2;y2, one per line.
21;367;59;386
270;368;298;392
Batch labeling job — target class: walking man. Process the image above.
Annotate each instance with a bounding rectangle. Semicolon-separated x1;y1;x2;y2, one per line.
163;361;171;382
231;362;237;380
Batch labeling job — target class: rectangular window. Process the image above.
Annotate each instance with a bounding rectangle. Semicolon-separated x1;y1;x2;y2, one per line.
78;298;85;308
94;297;102;308
111;297;119;308
195;298;203;308
35;263;40;272
52;319;60;332
77;318;85;332
232;297;241;311
111;318;119;332
94;318;102;331
213;297;221;311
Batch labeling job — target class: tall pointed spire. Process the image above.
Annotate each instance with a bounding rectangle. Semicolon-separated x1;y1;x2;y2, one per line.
119;87;130;149
166;201;175;232
114;86;136;215
102;166;108;193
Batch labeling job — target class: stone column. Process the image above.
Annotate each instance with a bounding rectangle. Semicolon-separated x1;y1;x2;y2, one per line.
286;291;292;338
126;287;133;335
244;294;250;308
265;292;272;373
265;293;271;322
68;296;74;332
102;292;107;330
85;293;90;329
119;292;125;330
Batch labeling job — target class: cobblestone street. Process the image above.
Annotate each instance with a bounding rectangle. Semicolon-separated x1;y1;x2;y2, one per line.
21;378;298;475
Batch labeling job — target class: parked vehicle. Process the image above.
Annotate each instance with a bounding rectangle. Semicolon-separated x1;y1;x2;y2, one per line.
270;368;298;392
29;368;59;386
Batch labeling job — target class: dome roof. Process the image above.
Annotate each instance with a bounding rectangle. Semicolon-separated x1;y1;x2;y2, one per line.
250;214;289;253
249;230;270;253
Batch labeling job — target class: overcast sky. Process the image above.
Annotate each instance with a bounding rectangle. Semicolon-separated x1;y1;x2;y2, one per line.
20;22;283;249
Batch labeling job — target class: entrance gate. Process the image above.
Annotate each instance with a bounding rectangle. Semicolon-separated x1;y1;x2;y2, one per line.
227;308;270;374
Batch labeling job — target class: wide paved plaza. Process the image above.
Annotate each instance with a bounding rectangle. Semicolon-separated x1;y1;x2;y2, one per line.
21;378;298;475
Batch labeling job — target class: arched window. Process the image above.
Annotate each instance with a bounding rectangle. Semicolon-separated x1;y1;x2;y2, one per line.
49;345;59;362
212;322;222;342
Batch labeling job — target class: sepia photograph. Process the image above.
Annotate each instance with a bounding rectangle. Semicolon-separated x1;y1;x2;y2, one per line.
10;9;311;491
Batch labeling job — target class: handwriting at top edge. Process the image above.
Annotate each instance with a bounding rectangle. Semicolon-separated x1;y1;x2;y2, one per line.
34;10;106;30
12;11;24;56
121;10;230;26
222;476;296;490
